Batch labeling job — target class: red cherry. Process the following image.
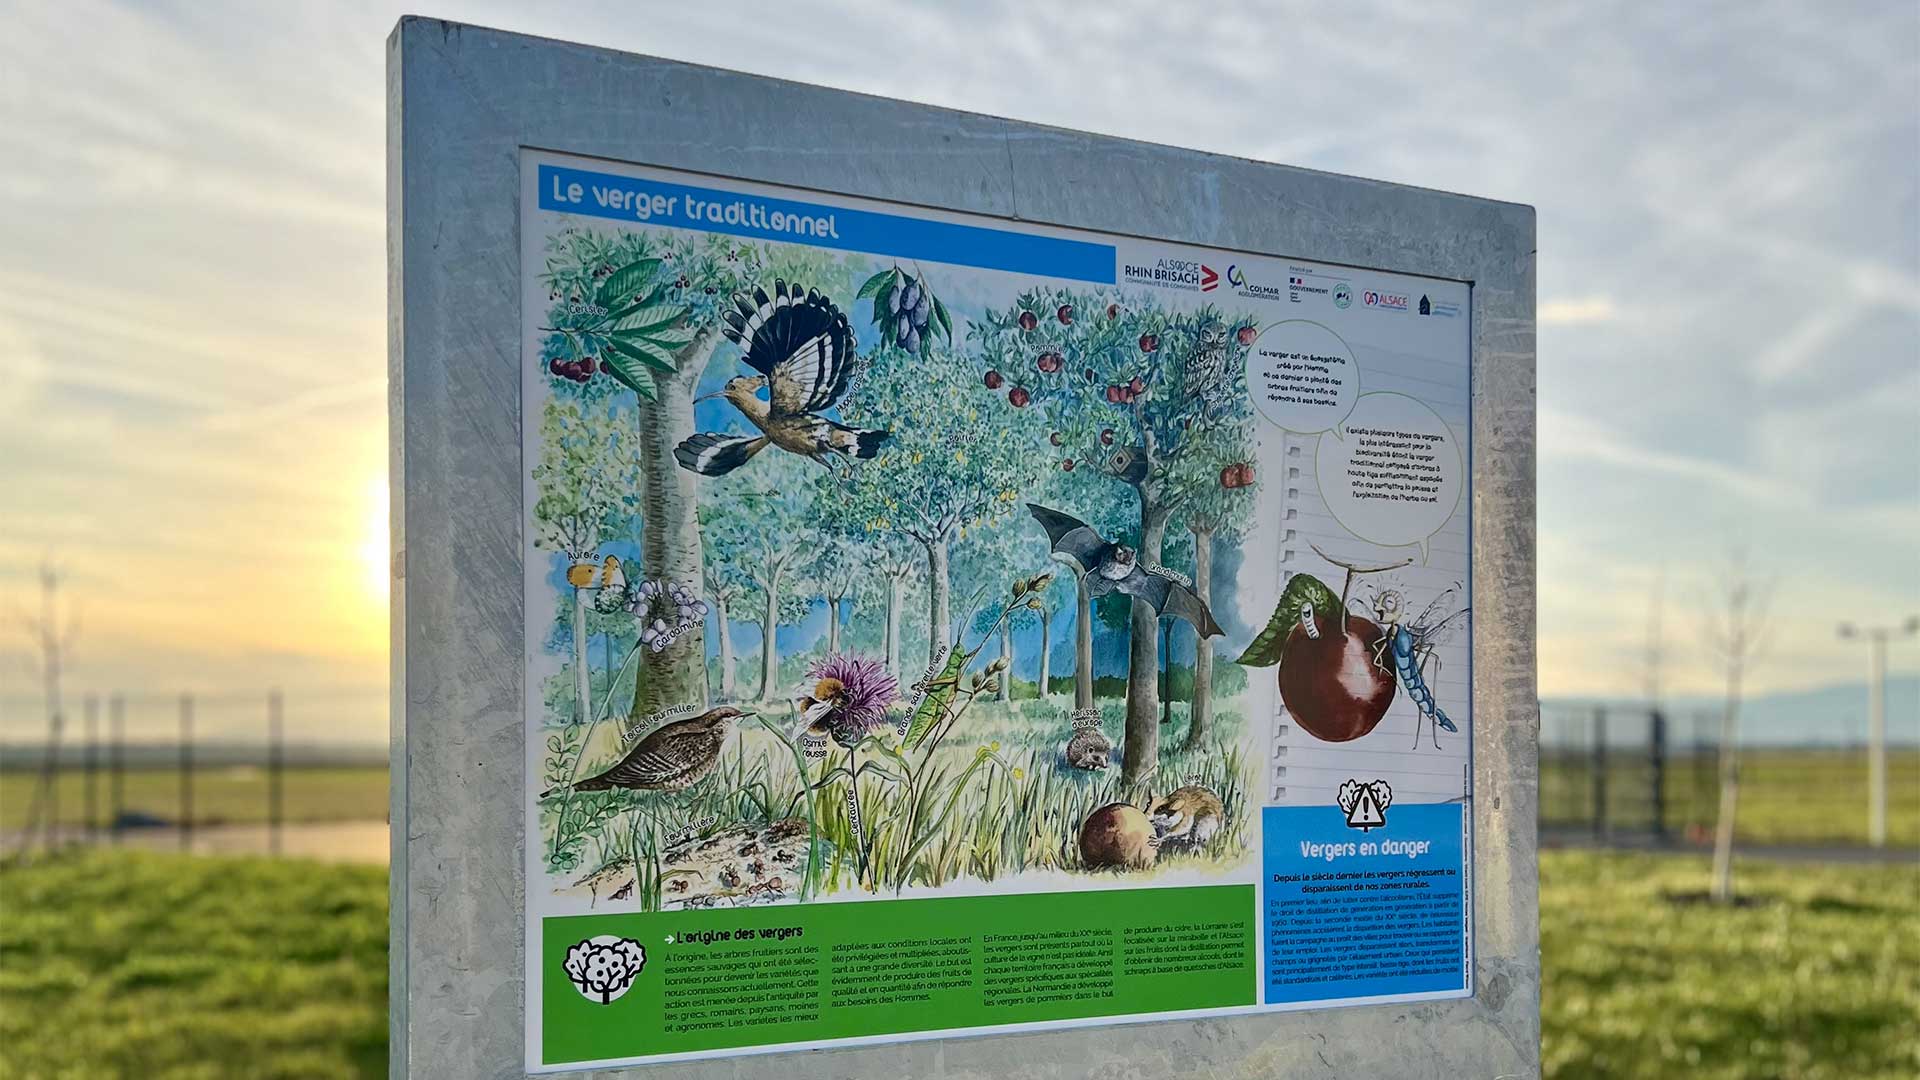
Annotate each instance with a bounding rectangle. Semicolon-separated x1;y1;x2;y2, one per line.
581;356;598;376
1106;303;1120;319
1237;463;1256;487
1138;333;1159;353
1099;429;1114;446
1105;385;1121;403
1056;304;1074;325
1237;324;1259;346
1220;466;1238;489
1009;387;1032;408
1049;432;1064;446
984;370;1004;390
1018;311;1039;331
1062;459;1075;471
549;358;567;376
1129;376;1146;395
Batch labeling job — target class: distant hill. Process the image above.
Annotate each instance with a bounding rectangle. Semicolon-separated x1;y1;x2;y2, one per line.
1544;675;1920;748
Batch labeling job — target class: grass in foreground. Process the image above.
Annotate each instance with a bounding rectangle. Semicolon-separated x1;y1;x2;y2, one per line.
3;848;1916;1078
1541;851;1920;1079
0;850;386;1079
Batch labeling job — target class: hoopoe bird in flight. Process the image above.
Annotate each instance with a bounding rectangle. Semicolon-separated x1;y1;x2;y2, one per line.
674;279;889;476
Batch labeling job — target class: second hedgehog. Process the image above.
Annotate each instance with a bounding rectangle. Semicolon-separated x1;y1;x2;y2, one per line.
1147;785;1226;850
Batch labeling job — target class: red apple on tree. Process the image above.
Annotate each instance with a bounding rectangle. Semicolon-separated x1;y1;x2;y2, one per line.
1057;304;1074;325
1106;303;1121;319
1237;324;1259;346
1062;458;1075;471
1049;431;1064;446
1018;310;1039;331
1129;376;1146;396
1236;463;1256;487
1138;333;1160;353
1279;615;1396;742
984;370;1004;389
1009;386;1032;407
1100;428;1115;446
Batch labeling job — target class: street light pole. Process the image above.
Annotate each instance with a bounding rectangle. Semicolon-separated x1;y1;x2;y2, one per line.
1838;616;1918;849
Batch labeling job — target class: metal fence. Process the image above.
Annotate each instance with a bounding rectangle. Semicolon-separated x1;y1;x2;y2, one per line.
2;689;386;858
1539;703;1733;843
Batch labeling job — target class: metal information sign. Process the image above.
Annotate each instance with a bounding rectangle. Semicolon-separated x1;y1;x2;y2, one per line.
391;18;1537;1079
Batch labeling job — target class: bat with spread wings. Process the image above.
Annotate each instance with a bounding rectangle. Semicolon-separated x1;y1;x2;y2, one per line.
1026;503;1224;637
674;279;889;476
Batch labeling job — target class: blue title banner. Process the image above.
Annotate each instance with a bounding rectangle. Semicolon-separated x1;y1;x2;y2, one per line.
1261;802;1468;1004
538;165;1114;285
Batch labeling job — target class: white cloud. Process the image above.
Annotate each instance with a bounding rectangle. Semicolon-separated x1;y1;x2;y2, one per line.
1539;297;1618;325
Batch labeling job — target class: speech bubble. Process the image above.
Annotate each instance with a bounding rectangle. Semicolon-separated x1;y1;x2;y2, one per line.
1314;392;1463;562
1244;320;1360;434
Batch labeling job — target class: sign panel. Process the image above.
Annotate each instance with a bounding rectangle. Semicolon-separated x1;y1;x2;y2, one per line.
520;148;1472;1071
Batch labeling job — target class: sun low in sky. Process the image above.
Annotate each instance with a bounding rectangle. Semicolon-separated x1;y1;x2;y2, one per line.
1;1;1915;745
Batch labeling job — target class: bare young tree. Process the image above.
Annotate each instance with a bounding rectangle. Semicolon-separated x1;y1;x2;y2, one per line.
14;562;80;855
1699;547;1772;903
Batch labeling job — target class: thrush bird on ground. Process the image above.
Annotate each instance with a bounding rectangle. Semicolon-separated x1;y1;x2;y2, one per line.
674;280;889;476
543;706;750;796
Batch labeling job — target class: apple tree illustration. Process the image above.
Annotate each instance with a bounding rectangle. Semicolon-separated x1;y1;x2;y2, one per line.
540;228;836;716
833;338;1040;668
973;291;1255;784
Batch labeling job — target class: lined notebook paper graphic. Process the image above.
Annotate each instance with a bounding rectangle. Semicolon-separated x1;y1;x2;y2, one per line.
1266;431;1472;807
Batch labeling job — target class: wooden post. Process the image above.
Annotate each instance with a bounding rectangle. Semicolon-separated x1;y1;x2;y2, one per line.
179;693;194;852
1649;708;1667;842
109;694;125;844
269;689;285;856
1591;705;1607;840
83;695;99;842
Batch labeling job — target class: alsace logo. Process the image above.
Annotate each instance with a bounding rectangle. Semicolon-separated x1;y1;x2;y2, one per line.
1225;264;1279;301
1122;257;1216;293
1362;289;1409;312
1337;778;1393;832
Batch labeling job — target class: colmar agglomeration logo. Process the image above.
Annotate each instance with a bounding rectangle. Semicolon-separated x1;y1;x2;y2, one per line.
1123;257;1217;292
1226;264;1282;301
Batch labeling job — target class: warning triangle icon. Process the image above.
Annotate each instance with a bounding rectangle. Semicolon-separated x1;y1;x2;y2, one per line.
1345;786;1386;831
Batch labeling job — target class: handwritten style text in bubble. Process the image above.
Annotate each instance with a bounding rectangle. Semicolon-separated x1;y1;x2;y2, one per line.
1245;320;1359;434
1315;392;1463;562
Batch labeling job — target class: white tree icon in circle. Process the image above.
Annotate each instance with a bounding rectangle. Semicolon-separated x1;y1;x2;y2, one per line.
564;935;647;1004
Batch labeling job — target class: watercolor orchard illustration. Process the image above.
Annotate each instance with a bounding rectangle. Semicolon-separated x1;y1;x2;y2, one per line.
528;225;1268;912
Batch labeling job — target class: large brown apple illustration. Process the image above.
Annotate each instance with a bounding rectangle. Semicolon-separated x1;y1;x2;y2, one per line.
1277;614;1396;742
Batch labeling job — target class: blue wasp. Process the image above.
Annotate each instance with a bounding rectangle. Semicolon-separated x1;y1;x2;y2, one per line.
1365;585;1470;750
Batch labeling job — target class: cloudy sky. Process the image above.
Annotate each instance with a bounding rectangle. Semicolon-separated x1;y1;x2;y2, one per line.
2;0;1915;742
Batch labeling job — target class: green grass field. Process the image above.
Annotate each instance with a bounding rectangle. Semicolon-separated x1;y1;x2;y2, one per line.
0;768;388;832
1541;748;1919;848
2;848;1914;1078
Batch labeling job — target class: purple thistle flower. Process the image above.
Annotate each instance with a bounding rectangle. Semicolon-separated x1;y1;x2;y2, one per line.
801;653;898;748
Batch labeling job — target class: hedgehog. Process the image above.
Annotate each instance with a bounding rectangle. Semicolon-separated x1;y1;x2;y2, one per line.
1063;727;1113;771
1147;785;1226;850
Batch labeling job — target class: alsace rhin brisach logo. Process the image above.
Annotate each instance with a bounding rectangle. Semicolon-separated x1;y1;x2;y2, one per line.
1123;257;1217;292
